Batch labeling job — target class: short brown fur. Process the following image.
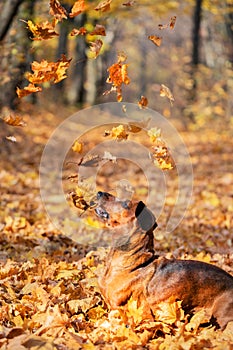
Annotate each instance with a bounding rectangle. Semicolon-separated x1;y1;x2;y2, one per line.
95;191;233;329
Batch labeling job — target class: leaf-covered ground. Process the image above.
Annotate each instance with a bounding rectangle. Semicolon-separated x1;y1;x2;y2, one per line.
0;103;233;349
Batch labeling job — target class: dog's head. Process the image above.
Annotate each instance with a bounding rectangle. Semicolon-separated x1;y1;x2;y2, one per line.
94;191;157;232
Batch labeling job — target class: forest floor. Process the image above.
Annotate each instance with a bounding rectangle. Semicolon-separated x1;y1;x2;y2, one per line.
0;101;233;349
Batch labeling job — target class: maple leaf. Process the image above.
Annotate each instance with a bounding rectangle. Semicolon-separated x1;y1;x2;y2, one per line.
109;124;129;141
69;0;86;18
3;114;27;127
16;83;42;98
70;27;87;36
160;84;174;105
89;39;103;58
95;0;112;12
138;95;148;109
148;35;162;47
25;19;59;40
154;300;184;325
90;24;106;36
49;0;68;21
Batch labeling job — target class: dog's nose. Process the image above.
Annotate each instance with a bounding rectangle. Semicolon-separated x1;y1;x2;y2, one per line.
97;191;104;200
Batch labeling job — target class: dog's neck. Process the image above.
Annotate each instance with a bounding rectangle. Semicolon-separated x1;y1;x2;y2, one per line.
109;220;156;271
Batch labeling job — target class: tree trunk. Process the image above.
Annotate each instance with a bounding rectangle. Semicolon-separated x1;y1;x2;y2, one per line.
0;0;36;110
192;0;203;66
0;0;24;41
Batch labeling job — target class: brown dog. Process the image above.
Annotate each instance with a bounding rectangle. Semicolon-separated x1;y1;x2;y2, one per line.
95;191;233;329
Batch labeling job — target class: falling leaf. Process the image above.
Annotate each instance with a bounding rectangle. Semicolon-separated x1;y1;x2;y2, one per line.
89;39;103;58
110;124;129;141
158;16;176;30
25;19;59;40
72;140;83;153
16;84;42;98
148;35;162;47
122;0;136;6
128;117;151;133
138;95;148;109
69;0;86;18
27;55;71;85
49;0;68;21
147;127;161;143
70;27;87;36
106;53;130;102
3;114;26;127
90;24;106;36
169;16;177;30
95;0;112;12
151;144;174;170
6;136;17;142
160;84;174;105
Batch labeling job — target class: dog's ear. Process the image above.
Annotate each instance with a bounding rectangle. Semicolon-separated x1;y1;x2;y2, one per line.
135;201;157;231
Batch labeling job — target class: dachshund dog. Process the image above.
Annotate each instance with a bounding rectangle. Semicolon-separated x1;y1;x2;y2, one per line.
95;191;233;329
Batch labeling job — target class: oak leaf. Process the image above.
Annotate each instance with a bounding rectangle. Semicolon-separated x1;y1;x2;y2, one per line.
95;0;112;12
25;19;59;40
69;0;86;18
50;0;68;20
16;83;42;98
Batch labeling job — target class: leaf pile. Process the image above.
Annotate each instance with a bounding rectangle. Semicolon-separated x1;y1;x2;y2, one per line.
0;104;233;349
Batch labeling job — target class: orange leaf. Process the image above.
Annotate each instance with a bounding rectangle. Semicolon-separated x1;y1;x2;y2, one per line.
3;114;27;127
27;55;71;85
89;39;103;58
160;84;174;105
138;95;148;109
25;19;59;40
95;0;112;12
90;24;106;36
70;27;87;36
169;16;177;30
148;35;162;47
49;0;68;21
69;0;86;18
16;84;42;98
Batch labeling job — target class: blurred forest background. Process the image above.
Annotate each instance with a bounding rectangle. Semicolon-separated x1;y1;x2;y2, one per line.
0;0;232;127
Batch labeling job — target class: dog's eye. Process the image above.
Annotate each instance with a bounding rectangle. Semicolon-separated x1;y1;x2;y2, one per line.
121;200;131;209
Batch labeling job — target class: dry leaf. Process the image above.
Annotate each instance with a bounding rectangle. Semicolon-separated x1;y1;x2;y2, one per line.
49;0;68;21
69;0;86;18
70;27;87;36
128;117;151;133
102;151;117;163
160;84;174;105
106;53;130;102
25;19;59;40
138;95;148;109
16;83;42;98
147;127;161;143
90;24;106;36
154;300;184;325
95;0;112;12
3;114;26;127
89;39;103;58
6;135;17;142
148;35;162;47
169;16;177;30
72;140;83;153
27;55;71;85
110;124;129;141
